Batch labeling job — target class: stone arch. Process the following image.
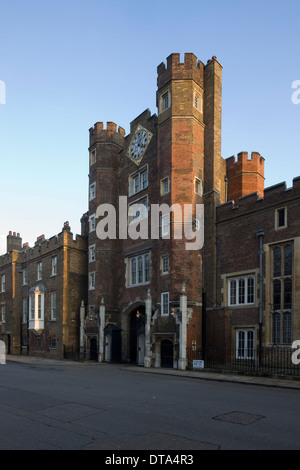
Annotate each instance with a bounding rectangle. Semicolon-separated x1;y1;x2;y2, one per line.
121;300;146;364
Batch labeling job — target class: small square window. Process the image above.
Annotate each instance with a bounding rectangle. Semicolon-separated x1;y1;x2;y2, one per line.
89;214;96;232
275;207;287;229
161;177;170;195
160;91;170;113
163;92;169;110
161;255;169;274
89;272;95;290
90;149;96;165
89;245;96;263
89;182;96;201
194;177;203;196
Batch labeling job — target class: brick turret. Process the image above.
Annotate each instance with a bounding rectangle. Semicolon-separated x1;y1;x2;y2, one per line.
88;121;125;315
226;151;265;204
157;52;204;91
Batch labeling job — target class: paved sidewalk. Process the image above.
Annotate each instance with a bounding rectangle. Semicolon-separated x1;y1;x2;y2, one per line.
6;355;300;391
120;364;300;390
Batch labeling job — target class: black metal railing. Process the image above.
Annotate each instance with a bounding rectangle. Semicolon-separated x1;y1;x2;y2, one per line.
64;345;80;361
187;346;300;378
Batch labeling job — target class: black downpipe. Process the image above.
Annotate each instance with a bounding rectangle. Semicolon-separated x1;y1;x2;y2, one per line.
202;289;206;362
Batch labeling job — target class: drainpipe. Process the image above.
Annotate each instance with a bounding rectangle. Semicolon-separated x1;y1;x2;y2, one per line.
79;300;85;359
98;296;105;363
144;289;152;368
256;230;265;366
178;283;188;370
202;288;206;362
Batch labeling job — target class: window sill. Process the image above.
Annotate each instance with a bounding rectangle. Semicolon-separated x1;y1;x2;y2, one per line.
228;304;256;308
127;281;150;288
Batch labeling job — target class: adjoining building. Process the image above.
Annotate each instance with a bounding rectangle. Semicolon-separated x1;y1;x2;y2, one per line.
208;175;300;362
0;224;87;358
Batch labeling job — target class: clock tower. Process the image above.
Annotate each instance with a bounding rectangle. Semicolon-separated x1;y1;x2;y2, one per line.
84;53;227;366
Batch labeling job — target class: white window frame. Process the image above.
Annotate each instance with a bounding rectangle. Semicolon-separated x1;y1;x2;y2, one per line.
49;336;56;350
89;214;96;232
28;288;45;331
194;177;203;196
1;274;5;292
161;292;169;316
161;214;170;238
1;304;5;323
89;272;95;290
51;291;56;321
129;166;148;197
160;176;170;195
228;275;255;306
52;256;57;276
89;244;96;263
160;90;170;113
161;255;169;275
37;262;43;281
89;182;96;201
128;252;150;287
236;328;255;359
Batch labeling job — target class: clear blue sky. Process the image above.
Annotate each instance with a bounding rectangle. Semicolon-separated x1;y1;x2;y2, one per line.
0;0;299;254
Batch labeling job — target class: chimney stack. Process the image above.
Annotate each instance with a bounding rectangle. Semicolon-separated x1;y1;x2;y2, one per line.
7;231;22;253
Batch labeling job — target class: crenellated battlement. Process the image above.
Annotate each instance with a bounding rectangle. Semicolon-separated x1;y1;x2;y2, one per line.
89;121;126;147
226;151;265;176
157;52;206;90
0;223;87;262
217;176;300;222
225;151;265;203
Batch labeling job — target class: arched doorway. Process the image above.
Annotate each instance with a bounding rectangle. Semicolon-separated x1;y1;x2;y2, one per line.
161;339;173;368
130;306;145;364
104;324;122;363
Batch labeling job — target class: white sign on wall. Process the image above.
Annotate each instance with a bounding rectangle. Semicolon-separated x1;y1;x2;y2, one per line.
193;359;204;369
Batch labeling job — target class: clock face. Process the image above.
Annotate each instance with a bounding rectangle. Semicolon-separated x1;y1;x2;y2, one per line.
130;129;148;160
